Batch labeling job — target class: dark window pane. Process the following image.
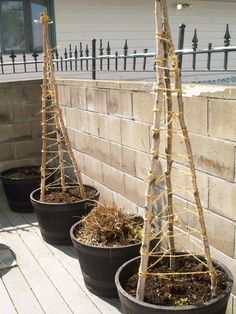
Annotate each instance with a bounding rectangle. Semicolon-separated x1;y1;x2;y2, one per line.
2;1;26;51
31;0;47;50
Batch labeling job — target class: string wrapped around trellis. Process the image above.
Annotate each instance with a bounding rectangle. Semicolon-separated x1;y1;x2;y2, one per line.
39;10;85;202
136;0;217;301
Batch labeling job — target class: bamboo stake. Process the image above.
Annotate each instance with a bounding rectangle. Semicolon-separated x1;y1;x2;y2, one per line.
44;13;85;198
40;12;49;202
160;0;217;297
136;0;217;301
39;10;86;200
45;40;66;191
136;0;165;301
174;68;217;296
57;110;86;198
163;36;175;270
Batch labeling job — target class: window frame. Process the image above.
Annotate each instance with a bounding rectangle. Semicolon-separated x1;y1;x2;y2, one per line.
0;0;56;53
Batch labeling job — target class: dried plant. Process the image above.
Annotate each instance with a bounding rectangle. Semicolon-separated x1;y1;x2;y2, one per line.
75;203;144;247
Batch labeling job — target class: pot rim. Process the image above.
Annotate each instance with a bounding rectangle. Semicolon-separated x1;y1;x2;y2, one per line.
70;219;143;251
0;165;40;180
115;255;234;311
30;185;99;206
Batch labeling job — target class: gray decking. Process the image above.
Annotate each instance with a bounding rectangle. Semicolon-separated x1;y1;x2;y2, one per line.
0;188;122;314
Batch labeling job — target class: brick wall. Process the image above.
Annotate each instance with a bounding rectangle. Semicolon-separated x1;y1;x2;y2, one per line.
0;80;42;172
58;79;236;313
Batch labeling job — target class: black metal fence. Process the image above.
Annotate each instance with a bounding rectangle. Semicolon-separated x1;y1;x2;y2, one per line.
0;24;235;80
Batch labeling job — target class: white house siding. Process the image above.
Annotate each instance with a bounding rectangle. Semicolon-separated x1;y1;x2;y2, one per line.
54;0;236;50
53;0;236;83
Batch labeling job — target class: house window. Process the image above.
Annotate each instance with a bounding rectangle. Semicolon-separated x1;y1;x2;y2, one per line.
0;0;55;53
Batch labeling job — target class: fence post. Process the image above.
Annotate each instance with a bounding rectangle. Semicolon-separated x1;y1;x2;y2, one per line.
177;23;185;69
92;39;96;80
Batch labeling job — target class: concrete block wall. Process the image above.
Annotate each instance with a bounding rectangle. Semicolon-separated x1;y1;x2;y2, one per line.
0;80;42;172
58;79;236;312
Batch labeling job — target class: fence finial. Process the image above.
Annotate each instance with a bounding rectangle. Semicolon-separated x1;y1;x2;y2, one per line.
224;24;231;46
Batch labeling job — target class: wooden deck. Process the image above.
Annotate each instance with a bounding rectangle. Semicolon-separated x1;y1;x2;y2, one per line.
0;187;122;314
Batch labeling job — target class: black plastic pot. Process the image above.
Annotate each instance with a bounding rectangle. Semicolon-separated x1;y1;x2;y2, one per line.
70;220;148;298
115;256;233;314
0;166;41;213
30;185;99;245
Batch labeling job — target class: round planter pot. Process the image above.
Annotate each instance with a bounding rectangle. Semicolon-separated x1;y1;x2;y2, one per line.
30;185;99;245
70;220;147;298
1;166;42;213
115;256;233;314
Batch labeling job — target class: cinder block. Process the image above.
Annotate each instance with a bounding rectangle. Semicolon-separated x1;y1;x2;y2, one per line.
137;206;144;217
12;123;32;142
84;155;103;183
209;177;236;223
57;85;71;107
209;99;236;141
110;142;122;170
13;140;41;159
164;133;235;181
65;107;80;130
96;80;120;90
0;104;12;124
12;103;40;123
172;195;189;227
102;163;125;195
121;120;150;152
92;181;114;205
172;164;208;209
31;122;41;140
79;110;99;136
113;192;138;215
133;92;155;123
74;130;92;155
8;84;41;105
26;83;41;104
73;150;85;173
79;110;88;133
81;174;95;187
175;95;208;135
120;81;153;92
61;107;67;125
61;79;96;88
122;146;136;176
135;151;151;180
67;127;75;149
87;88;106;113
0;88;11;106
87;111;99;136
188;206;235;257
107;90;132;118
124;173;146;207
0;143;14;161
235;230;236;260
0;125;13;142
99;115;121;144
71;87;86;109
90;136;110;165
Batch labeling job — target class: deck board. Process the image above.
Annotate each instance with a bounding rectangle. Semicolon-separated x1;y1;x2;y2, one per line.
0;278;17;314
0;190;122;314
1;267;44;314
22;212;122;314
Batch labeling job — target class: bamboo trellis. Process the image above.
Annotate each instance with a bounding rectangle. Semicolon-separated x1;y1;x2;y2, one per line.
136;0;217;301
39;10;85;202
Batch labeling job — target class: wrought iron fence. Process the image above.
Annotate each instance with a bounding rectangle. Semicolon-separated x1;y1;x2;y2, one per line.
0;24;235;81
